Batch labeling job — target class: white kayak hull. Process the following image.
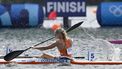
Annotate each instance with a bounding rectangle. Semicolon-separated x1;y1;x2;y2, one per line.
0;57;122;65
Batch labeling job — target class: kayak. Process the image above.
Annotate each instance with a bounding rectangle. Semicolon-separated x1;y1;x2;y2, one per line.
0;57;122;65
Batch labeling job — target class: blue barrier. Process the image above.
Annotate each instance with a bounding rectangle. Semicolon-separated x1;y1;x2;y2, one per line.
97;2;122;27
0;1;86;28
0;4;44;27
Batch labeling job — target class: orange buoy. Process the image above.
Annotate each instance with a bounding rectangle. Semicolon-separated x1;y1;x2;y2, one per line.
51;23;61;31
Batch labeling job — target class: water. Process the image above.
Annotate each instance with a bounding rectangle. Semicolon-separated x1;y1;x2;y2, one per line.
0;27;122;69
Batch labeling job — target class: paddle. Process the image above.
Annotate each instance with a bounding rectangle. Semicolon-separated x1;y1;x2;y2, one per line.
4;21;83;61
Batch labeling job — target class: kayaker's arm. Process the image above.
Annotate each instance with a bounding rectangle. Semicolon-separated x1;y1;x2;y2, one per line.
32;42;57;51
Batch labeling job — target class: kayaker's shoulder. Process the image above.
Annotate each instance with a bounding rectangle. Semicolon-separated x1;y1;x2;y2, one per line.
55;40;63;44
66;38;73;43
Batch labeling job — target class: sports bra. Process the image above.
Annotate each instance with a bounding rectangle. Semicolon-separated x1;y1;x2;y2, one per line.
59;39;72;57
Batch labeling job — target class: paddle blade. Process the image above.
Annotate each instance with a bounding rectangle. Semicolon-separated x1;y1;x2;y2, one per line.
4;50;25;61
66;21;83;32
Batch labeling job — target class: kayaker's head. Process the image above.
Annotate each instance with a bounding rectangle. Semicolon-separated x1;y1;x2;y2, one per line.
55;28;67;40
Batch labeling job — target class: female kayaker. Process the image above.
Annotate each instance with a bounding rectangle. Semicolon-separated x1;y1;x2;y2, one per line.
32;28;72;59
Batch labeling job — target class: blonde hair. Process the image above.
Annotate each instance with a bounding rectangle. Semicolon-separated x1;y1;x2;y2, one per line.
55;28;67;41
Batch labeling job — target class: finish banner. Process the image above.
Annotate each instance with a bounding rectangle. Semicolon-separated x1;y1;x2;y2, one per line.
45;0;86;17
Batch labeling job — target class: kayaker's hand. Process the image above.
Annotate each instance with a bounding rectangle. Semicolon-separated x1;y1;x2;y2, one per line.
30;46;35;49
